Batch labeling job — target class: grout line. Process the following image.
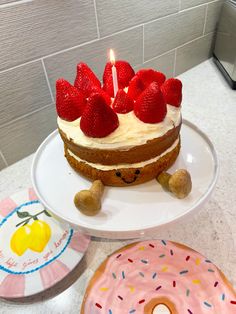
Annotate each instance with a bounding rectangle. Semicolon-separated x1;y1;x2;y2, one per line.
175;32;212;50
41;59;55;103
93;0;100;39
0;39;99;75
100;24;142;40
144;11;178;26
180;0;220;13
142;25;145;63
0;58;42;75
0;103;54;129
0;150;8;167
133;50;175;70
143;49;176;65
0;0;34;9
179;1;214;13
173;49;177;77
203;4;208;35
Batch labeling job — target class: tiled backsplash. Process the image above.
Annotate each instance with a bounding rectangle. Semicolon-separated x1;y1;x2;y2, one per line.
0;0;223;169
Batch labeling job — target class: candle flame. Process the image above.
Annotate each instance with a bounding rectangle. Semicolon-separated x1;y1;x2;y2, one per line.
110;49;116;65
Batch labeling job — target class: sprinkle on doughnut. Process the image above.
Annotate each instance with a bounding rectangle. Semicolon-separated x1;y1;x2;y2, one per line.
187;309;193;314
129;286;135;293
155;285;162;291
230;300;236;305
159;254;165;258
186;289;190;296
152;272;157;279
214;281;218;287
162;240;167;246
170;249;174;255
139;272;145;277
149;243;155;248
186;256;190;261
112;272;116;279
129;309;136;313
204;301;212;307
192;279;201;285
128;258;134;263
208;268;215;272
195;258;201;265
162;266;168;272
205;259;212;263
118;295;123;300
221;293;225;301
138;299;145;304
122;271;125;279
95;303;102;309
179;270;188;275
173;280;176;287
100;287;109;291
116;254;122;259
141;259;148;264
109;310;112;314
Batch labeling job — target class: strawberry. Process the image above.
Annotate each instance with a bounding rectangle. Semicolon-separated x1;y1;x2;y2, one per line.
128;69;166;101
103;61;135;97
80;93;119;138
102;79;114;99
113;89;134;114
91;86;112;106
74;62;101;97
56;78;87;121
136;69;166;87
134;82;167;123
161;78;182;107
127;75;145;100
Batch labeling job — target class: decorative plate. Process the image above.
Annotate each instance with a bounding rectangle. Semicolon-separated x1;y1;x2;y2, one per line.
81;240;236;313
0;188;90;299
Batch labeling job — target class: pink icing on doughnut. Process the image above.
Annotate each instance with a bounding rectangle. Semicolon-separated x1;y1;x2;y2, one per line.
82;240;236;313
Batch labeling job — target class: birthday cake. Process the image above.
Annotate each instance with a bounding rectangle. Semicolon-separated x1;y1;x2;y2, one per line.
56;60;182;186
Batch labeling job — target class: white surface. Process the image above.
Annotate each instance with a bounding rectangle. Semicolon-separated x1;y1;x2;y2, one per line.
0;60;235;312
31;120;218;238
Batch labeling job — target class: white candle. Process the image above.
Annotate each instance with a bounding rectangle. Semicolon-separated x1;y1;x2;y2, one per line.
110;49;118;97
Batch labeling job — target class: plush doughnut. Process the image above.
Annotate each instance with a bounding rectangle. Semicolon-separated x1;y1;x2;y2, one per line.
81;240;236;313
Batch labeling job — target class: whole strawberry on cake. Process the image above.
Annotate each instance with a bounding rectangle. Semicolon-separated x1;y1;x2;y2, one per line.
56;61;182;187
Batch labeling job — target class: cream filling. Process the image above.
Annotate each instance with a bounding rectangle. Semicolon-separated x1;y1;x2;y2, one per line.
58;105;181;150
67;137;179;171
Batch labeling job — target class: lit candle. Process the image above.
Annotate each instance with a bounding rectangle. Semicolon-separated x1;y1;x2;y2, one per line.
110;49;118;97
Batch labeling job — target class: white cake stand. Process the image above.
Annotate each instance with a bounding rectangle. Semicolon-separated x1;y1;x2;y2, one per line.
31;119;218;239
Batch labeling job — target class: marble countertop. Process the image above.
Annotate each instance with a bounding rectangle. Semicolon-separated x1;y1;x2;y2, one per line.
0;59;235;313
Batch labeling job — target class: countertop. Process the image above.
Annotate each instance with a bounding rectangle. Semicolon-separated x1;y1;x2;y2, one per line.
0;59;235;313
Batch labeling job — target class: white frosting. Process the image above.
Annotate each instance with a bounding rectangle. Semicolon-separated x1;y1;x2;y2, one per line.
58;105;181;150
67;138;179;170
153;304;171;314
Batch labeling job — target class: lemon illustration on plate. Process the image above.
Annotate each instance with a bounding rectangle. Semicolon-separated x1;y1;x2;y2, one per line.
10;225;32;256
10;209;52;256
29;220;51;253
